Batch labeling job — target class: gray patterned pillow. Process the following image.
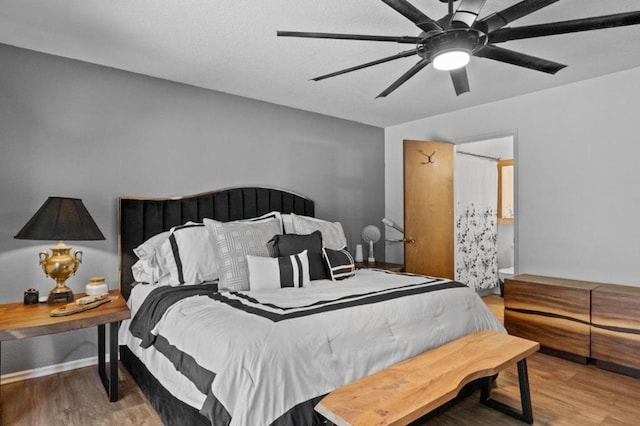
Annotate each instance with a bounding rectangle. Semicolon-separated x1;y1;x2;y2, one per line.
291;213;347;250
206;218;282;291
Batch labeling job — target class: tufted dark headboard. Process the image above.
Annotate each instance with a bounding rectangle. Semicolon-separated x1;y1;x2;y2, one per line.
118;187;314;299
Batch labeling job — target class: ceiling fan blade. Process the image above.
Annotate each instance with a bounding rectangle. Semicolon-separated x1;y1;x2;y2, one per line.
475;0;560;33
489;11;640;43
381;0;442;32
312;49;419;81
450;67;471;95
377;59;430;98
276;31;422;44
451;0;487;28
476;45;566;74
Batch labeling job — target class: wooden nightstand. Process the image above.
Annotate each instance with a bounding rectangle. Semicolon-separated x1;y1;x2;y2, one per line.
0;290;130;404
356;261;404;272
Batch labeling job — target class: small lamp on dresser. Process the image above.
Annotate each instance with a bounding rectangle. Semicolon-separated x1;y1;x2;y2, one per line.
14;197;105;304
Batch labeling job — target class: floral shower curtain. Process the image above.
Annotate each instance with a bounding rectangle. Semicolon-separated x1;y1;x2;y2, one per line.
454;153;498;291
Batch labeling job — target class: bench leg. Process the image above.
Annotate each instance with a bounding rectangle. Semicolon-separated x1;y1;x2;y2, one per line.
479;359;533;424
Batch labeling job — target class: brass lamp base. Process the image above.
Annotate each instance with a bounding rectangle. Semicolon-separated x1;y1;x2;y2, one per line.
39;241;82;304
48;288;74;304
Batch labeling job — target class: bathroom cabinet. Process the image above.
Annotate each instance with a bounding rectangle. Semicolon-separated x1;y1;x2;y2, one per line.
497;159;514;224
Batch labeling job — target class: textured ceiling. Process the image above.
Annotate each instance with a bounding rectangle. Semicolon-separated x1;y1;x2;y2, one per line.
1;0;640;127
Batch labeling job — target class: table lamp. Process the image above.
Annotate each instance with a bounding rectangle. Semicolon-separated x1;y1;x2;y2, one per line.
14;197;105;303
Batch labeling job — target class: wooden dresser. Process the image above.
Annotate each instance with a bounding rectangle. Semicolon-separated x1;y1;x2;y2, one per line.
504;274;599;361
505;274;640;376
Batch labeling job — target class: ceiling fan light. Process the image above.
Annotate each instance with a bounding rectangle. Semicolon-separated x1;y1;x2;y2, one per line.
433;49;470;71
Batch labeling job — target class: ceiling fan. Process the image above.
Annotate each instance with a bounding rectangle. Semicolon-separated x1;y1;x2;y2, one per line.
277;0;640;97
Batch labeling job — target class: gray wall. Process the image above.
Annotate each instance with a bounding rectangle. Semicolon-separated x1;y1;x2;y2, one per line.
0;44;384;374
385;66;640;287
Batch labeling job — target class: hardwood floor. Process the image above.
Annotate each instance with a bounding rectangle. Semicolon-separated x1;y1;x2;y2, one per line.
2;294;640;425
1;364;162;426
417;295;640;426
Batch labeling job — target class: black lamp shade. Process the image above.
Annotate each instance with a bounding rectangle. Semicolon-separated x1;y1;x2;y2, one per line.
14;197;105;241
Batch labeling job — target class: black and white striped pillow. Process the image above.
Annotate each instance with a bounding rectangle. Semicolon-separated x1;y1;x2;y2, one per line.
267;231;328;281
323;248;356;281
247;250;310;290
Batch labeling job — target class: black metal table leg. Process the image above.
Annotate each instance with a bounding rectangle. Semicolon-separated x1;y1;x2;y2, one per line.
479;359;534;424
98;322;119;402
98;324;106;388
109;321;118;402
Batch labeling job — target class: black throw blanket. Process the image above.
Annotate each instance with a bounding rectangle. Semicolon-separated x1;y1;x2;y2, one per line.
130;283;218;348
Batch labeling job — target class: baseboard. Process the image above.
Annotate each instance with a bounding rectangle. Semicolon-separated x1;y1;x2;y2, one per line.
1;353;114;385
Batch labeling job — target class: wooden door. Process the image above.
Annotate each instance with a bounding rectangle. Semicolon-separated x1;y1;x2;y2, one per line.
403;140;454;278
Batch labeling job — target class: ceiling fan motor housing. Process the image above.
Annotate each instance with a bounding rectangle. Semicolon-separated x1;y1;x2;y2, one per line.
419;29;487;62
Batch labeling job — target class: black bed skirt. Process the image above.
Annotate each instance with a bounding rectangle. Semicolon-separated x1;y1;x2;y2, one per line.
120;345;210;426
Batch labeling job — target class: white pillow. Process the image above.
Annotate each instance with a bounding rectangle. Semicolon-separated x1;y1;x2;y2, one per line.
203;211;282;229
131;259;158;283
207;211;283;232
247;250;310;290
131;231;172;284
133;231;170;261
290;213;347;250
253;211;283;233
206;218;282;291
157;222;218;285
131;259;174;286
281;214;295;234
132;231;170;274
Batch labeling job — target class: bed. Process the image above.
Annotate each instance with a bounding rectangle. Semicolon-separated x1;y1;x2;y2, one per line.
117;186;504;426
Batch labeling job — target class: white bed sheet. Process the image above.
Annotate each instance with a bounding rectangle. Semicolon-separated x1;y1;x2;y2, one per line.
120;270;504;425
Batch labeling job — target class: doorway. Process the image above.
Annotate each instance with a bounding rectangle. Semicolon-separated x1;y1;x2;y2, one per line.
456;134;516;293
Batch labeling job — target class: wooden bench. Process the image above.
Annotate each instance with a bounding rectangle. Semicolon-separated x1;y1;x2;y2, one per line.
315;330;539;426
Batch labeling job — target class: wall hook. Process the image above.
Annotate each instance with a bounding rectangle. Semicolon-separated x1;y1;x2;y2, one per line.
419;149;436;165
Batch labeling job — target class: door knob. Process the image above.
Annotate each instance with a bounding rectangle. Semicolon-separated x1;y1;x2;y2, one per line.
404;237;415;244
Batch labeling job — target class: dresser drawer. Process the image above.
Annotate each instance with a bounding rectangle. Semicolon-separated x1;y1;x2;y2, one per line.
591;327;640;370
591;284;640;371
504;275;598;323
505;309;591;358
591;284;640;330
